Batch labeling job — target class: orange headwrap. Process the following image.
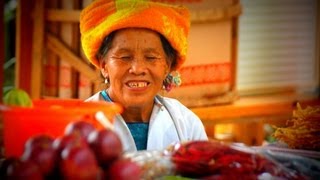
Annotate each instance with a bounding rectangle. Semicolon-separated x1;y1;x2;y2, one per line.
80;0;190;70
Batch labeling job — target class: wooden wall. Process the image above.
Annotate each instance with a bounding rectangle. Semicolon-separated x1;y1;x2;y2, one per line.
16;0;100;100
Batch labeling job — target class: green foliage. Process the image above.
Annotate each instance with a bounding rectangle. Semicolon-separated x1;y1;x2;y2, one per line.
3;0;17;95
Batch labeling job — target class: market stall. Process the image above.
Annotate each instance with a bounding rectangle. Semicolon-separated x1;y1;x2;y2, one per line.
0;93;320;179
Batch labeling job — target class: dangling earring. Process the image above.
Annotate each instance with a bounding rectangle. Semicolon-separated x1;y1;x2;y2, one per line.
104;76;109;85
163;71;182;92
171;71;182;86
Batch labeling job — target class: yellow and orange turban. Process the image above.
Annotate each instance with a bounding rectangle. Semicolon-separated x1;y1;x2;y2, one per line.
80;0;190;70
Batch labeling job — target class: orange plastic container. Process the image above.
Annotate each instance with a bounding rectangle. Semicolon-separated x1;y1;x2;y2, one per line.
0;99;122;157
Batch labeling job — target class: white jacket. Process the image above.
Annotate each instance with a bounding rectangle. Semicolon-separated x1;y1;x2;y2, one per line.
86;91;208;152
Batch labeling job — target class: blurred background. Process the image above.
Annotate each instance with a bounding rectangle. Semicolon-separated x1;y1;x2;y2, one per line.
1;0;320;146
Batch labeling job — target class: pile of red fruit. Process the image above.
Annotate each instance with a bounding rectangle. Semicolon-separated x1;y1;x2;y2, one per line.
0;117;141;180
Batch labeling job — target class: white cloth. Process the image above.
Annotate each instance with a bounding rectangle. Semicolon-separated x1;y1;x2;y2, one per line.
85;91;208;152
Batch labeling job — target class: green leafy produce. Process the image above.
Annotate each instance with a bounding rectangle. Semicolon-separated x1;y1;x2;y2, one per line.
3;88;33;107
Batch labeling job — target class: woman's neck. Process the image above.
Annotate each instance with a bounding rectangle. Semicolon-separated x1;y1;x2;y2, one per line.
105;89;155;123
121;104;153;123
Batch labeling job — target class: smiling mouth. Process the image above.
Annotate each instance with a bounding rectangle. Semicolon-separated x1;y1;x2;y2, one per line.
127;82;149;88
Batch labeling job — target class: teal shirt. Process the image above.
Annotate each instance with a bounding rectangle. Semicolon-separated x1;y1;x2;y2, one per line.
126;122;149;150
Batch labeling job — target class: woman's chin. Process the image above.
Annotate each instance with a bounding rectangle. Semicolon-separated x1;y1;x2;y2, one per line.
122;96;153;108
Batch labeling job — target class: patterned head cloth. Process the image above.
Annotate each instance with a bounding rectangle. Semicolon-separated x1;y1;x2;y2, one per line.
80;0;190;70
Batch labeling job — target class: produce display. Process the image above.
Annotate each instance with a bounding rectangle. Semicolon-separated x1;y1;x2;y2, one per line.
1;119;320;179
273;103;320;151
1;90;319;179
126;140;320;179
168;141;310;179
0;120;142;180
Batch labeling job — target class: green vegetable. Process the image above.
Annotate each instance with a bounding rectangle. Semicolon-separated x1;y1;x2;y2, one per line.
3;88;33;107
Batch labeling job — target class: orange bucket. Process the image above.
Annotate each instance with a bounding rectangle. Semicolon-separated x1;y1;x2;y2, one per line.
0;99;122;157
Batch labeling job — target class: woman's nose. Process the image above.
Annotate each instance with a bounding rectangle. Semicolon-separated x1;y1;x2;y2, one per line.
129;58;147;75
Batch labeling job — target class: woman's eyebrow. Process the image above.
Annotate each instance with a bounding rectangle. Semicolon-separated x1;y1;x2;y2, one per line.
143;48;162;54
112;47;131;53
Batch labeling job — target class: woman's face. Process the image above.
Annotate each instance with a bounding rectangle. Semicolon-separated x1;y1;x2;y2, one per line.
101;28;170;108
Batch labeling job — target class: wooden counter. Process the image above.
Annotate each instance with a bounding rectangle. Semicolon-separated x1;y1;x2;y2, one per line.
190;93;320;145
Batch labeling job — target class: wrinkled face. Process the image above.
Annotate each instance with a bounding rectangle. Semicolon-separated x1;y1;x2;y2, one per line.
100;28;170;108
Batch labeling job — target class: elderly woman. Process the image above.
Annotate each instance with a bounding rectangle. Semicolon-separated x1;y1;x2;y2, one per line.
80;0;208;152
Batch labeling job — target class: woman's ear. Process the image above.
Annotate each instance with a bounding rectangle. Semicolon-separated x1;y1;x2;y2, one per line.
166;63;173;75
100;60;108;78
164;68;171;79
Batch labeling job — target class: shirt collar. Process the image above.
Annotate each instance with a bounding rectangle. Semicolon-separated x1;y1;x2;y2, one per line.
154;95;164;109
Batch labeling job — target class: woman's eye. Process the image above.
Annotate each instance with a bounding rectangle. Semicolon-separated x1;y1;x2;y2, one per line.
120;56;131;60
146;56;157;60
